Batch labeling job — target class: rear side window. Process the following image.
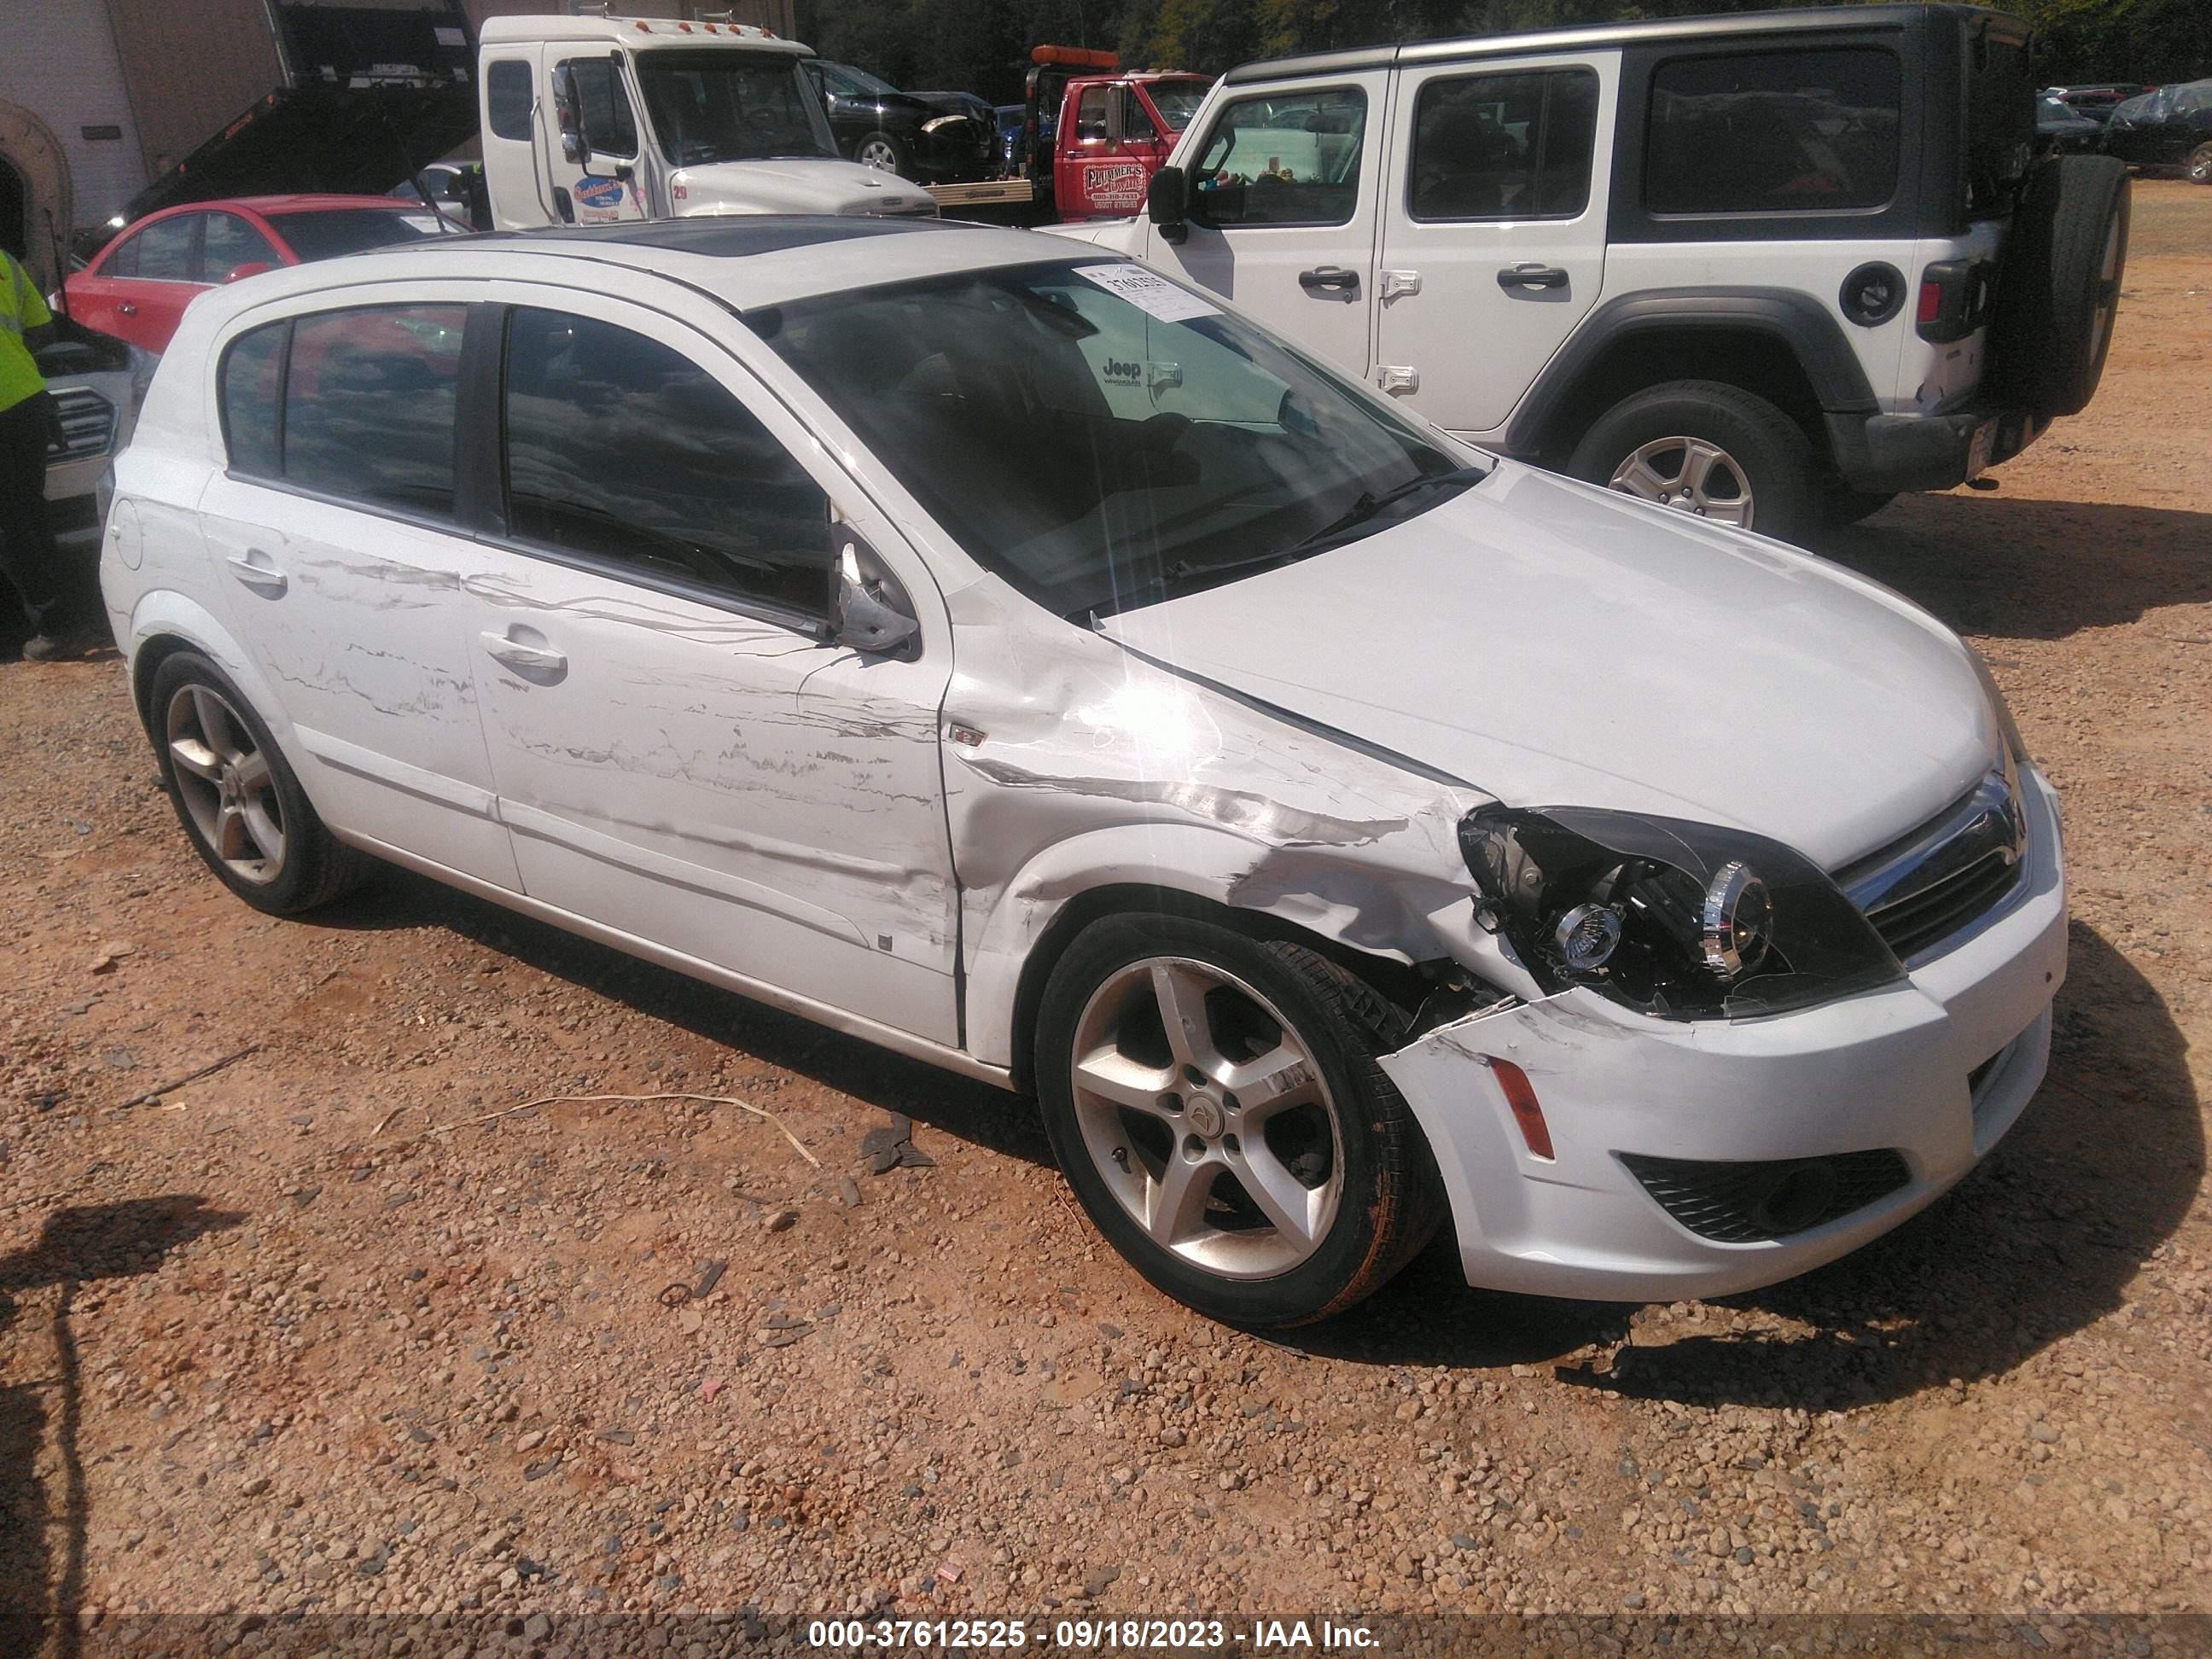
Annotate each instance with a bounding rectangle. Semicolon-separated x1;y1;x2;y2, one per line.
1191;86;1367;228
218;323;286;477
201;212;282;281
1644;48;1901;215
487;59;534;142
219;306;465;514
1410;68;1599;221
501;307;830;617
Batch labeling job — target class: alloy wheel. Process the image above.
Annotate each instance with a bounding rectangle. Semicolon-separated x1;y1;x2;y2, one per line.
858;138;900;172
1609;435;1755;527
166;683;286;884
1068;957;1344;1280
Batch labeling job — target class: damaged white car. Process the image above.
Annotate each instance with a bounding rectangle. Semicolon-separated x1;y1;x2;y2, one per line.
103;218;2065;1327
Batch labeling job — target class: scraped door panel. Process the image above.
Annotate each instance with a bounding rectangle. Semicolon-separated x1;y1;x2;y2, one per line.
462;300;959;1044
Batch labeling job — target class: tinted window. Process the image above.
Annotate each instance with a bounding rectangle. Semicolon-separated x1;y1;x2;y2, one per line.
265;208;444;263
1191;88;1366;227
1074;86;1110;143
126;214;198;281
487;58;534;142
1645;49;1900;215
1411;68;1598;221
561;56;638;157
201;212;282;279
283;306;465;514
219;322;285;476
503;308;830;616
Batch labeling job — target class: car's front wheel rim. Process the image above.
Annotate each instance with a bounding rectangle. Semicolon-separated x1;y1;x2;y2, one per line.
859;139;899;171
1068;957;1343;1281
1609;436;1755;527
166;683;285;884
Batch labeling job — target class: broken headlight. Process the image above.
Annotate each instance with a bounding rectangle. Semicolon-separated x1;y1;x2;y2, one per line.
1459;806;1903;1020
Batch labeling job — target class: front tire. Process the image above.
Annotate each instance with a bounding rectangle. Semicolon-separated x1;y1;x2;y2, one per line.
1035;914;1443;1328
1569;380;1818;543
854;131;910;178
2189;143;2212;186
150;651;367;915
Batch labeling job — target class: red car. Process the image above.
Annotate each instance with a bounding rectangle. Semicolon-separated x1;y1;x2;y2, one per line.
66;195;459;354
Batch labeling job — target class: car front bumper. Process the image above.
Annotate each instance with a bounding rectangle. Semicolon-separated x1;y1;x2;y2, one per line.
1379;765;2067;1302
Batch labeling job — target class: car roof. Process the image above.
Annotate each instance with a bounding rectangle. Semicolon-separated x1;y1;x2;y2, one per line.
1225;3;2023;84
191;217;1096;319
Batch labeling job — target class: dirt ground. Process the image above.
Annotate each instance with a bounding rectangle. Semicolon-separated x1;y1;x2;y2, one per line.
2;179;2208;1650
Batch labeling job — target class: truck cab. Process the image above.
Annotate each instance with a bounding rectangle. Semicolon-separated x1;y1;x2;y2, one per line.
1054;72;1212;219
478;15;939;231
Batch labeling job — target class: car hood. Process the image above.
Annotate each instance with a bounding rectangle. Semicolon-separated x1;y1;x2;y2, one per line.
669;158;935;218
1096;463;2000;873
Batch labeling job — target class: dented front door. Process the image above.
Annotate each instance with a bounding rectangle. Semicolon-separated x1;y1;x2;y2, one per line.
460;297;960;1044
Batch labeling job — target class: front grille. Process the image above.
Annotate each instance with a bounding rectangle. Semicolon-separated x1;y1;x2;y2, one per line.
1840;764;2029;963
1620;1150;1912;1244
46;387;117;462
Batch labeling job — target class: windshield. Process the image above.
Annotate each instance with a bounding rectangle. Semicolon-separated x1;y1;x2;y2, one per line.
636;49;837;165
266;208;448;261
1146;81;1208;131
821;61;900;99
755;259;1474;620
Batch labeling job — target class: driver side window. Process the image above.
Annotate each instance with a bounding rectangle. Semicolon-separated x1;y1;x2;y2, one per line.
1190;87;1367;227
501;306;831;620
559;56;639;159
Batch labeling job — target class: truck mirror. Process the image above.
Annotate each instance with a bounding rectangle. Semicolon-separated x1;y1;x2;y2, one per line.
1148;166;1188;243
551;62;591;168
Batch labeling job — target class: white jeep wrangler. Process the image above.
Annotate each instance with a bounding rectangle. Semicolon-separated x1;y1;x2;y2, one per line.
1060;3;2128;542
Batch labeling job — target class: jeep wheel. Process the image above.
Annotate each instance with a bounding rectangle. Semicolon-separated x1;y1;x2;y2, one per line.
1990;154;2130;417
1570;381;1817;542
1034;914;1444;1328
2190;143;2212;186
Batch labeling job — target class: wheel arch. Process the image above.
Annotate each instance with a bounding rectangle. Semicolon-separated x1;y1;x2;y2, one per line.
1505;288;1878;468
123;594;325;808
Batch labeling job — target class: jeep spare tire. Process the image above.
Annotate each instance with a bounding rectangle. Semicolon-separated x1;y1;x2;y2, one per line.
1992;154;2129;419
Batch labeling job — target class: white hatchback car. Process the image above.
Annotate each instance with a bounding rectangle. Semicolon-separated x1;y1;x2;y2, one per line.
103;218;2066;1328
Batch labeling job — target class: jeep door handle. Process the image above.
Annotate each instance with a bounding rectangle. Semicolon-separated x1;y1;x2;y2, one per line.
226;552;286;595
1497;263;1569;291
480;631;568;681
1298;265;1359;294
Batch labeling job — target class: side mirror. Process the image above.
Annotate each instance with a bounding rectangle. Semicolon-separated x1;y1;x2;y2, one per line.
831;530;920;657
224;261;275;284
1147;165;1188;243
551;63;591;167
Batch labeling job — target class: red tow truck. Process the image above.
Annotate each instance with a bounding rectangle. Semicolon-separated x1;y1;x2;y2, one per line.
928;46;1211;223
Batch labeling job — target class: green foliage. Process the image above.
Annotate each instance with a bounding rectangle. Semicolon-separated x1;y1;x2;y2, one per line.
789;0;2209;105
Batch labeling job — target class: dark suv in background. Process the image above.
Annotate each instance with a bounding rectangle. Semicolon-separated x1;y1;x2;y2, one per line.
801;59;997;183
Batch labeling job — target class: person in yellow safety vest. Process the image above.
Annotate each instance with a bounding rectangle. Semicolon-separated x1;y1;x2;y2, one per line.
1;246;72;662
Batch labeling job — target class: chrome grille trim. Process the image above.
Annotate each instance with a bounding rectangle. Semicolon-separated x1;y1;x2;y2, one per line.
1839;758;2029;964
47;387;117;462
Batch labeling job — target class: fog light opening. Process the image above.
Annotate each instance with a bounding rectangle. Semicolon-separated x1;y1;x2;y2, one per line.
1487;1057;1554;1161
1750;1160;1839;1237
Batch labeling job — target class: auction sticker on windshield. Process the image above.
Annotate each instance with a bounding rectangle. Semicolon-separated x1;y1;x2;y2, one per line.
1077;264;1220;323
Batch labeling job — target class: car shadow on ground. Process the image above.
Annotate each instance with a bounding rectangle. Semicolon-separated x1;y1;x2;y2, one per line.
1810;493;2212;642
300;870;1055;1173
0;1197;243;1657
1287;923;2202;1410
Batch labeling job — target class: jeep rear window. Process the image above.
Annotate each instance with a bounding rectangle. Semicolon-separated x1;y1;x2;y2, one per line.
1644;48;1901;216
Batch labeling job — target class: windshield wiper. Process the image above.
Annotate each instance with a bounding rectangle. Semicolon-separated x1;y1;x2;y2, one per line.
1284;464;1488;556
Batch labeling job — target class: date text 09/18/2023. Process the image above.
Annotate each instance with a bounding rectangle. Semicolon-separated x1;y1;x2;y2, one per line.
804;1616;1381;1650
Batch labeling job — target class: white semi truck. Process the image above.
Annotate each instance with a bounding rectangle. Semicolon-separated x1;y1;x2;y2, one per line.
478;14;940;230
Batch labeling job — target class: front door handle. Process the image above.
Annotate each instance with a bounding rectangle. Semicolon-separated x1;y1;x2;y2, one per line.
480;631;568;682
1298;265;1359;294
226;551;286;595
116;301;138;316
1497;263;1569;292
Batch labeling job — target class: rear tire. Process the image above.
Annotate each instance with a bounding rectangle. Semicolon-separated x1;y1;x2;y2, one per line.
149;651;368;916
1569;380;1818;544
1035;914;1443;1328
1990;154;2130;417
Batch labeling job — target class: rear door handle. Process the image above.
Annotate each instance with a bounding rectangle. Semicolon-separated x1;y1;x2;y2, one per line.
1497;263;1569;291
480;630;568;681
1298;265;1359;294
116;301;138;316
226;551;286;595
